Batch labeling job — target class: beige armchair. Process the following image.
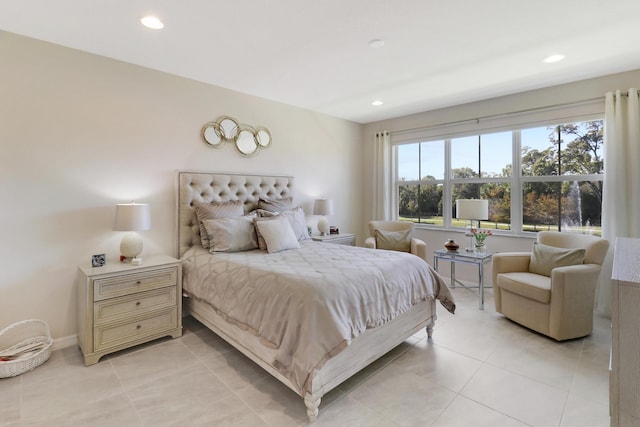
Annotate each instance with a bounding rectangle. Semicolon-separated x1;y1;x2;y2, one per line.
493;231;609;341
364;221;428;262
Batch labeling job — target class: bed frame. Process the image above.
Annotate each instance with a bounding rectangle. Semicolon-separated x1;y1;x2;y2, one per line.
176;171;437;422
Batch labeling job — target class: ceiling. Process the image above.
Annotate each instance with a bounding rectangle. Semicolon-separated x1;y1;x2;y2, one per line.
2;0;640;124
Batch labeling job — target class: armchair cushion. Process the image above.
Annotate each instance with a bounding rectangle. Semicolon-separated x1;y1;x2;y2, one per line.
375;228;411;252
529;242;585;277
498;272;551;304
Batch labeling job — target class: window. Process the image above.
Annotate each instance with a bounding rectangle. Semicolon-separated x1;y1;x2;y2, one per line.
521;122;603;233
395;119;604;235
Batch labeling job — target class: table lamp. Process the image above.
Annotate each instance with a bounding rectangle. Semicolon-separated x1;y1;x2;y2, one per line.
114;202;151;262
455;199;488;251
313;199;333;236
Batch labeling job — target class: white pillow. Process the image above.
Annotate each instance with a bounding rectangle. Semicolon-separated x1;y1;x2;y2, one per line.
203;216;258;253
255;217;300;253
279;207;309;241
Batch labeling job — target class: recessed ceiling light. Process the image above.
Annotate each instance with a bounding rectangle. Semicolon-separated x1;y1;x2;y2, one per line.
372;100;383;106
368;39;385;49
141;16;164;30
543;54;565;63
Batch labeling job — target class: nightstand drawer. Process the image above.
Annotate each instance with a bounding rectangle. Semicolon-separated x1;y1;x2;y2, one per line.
94;287;177;325
94;307;178;352
93;267;177;301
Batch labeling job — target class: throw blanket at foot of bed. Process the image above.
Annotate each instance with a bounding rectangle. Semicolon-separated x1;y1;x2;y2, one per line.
182;240;455;395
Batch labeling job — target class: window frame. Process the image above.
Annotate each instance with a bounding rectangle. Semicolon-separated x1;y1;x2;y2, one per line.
393;116;604;236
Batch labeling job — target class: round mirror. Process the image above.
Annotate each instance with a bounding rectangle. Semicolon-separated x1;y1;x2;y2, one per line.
235;128;258;156
255;127;272;148
218;116;239;142
201;122;223;147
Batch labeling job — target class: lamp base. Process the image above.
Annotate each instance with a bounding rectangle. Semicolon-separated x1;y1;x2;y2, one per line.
120;232;143;263
317;216;329;236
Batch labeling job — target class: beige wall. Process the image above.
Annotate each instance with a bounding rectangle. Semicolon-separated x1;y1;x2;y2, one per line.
362;68;640;315
0;31;364;343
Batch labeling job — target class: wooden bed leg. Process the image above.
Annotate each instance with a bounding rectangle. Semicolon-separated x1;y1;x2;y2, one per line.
426;320;435;339
304;392;321;423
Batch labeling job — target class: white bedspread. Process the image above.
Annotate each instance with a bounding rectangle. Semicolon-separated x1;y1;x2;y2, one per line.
181;241;454;394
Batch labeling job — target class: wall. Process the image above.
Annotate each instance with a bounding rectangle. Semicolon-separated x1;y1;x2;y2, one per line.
362;68;640;315
0;31;364;343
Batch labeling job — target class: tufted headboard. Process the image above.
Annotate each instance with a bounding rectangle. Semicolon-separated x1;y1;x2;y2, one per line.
177;171;294;258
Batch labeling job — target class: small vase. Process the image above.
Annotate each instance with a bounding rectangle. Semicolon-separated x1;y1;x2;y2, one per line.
474;242;486;253
444;239;460;252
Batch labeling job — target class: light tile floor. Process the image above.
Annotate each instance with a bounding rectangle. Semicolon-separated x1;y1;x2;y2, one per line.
0;285;611;426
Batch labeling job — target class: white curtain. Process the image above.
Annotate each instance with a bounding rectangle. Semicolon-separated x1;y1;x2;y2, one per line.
599;88;640;315
372;131;392;220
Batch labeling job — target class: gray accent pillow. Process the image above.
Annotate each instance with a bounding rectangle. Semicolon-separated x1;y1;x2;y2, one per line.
376;229;411;252
194;201;244;249
255;217;300;253
529;242;586;277
203;215;258;253
258;197;293;212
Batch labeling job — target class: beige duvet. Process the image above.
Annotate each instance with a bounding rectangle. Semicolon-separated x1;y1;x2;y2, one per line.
181;241;455;394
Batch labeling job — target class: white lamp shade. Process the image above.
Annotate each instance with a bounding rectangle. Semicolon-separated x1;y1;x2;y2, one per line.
313;199;334;216
114;203;151;231
456;199;488;220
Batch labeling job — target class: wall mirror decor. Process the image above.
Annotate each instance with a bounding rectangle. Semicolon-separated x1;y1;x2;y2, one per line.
218;116;239;142
201;116;271;156
201;122;223;147
236;127;259;156
255;127;272;148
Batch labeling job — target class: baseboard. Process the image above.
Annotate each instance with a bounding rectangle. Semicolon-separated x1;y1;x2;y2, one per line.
52;334;77;351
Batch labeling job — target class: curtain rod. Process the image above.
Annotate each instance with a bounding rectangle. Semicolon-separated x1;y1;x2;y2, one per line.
391;96;605;137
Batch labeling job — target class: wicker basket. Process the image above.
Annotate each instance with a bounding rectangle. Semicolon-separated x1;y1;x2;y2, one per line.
0;319;52;378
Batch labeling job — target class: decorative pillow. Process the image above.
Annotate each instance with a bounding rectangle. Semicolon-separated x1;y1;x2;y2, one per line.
279;207;309;241
255;207;309;245
254;216;280;250
376;229;411;252
203;215;258;253
255;217;300;253
258;197;293;212
529;242;586;277
193;201;244;249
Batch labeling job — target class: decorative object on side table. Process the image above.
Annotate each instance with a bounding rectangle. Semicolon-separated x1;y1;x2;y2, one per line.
91;254;106;267
313;199;333;236
444;239;460;252
455;198;489;251
113;202;151;263
471;228;492;252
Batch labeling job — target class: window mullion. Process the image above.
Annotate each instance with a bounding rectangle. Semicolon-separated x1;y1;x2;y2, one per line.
511;130;523;233
443;139;452;228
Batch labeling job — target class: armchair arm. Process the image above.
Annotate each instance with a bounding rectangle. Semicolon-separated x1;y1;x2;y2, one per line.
491;252;531;287
548;263;602;340
364;236;376;249
410;238;427;262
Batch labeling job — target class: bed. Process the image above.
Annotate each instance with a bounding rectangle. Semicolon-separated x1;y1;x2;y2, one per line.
176;171;455;422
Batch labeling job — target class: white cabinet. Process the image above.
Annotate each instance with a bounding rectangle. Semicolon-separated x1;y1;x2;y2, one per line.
311;233;356;246
610;237;640;426
77;255;182;366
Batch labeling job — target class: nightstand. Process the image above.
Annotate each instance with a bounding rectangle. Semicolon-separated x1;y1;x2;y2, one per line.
77;255;182;366
311;233;356;246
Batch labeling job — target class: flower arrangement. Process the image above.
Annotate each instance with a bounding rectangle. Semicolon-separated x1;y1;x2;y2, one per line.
471;228;492;247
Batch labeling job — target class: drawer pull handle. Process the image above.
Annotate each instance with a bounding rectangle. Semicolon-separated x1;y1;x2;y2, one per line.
136;280;142;285
136;325;141;330
136;301;141;307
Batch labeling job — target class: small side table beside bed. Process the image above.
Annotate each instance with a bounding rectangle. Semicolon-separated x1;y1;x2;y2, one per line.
433;249;493;310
